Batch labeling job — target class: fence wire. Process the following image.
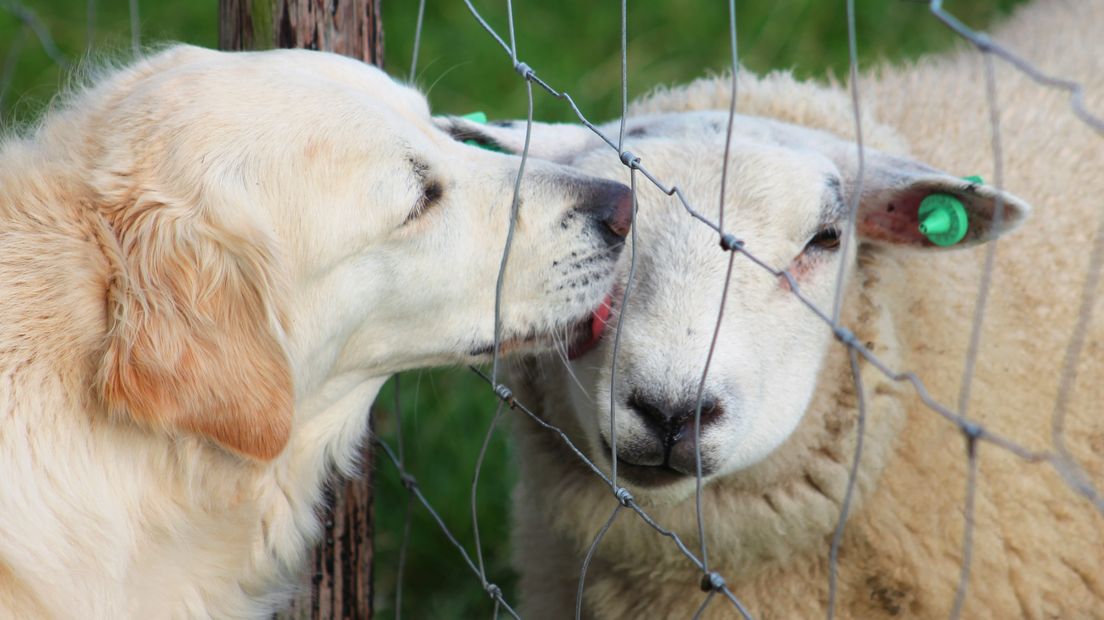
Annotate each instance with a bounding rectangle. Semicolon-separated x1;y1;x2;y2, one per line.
380;1;1104;619
0;0;70;70
2;1;1101;619
1;0;141;123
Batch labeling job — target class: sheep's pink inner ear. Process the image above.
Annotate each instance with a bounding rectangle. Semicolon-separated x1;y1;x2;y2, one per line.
856;187;932;246
850;166;1030;249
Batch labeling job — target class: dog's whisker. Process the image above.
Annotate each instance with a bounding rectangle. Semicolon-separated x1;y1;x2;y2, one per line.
553;329;592;400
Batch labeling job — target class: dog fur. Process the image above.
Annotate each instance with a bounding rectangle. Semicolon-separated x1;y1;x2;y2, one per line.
0;45;629;618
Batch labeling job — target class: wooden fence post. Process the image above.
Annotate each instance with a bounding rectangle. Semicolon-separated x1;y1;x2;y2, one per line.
218;2;383;618
219;0;383;61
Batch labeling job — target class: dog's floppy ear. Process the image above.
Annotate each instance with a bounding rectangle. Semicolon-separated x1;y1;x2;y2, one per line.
98;192;294;461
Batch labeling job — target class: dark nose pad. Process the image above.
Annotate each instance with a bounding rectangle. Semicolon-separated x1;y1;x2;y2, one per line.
627;391;724;448
578;180;633;245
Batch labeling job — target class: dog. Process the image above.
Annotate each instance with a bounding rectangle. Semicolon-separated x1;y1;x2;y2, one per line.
0;44;630;618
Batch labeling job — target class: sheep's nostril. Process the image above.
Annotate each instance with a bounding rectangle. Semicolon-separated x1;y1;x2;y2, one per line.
669;399;723;444
626;392;671;440
627;391;724;447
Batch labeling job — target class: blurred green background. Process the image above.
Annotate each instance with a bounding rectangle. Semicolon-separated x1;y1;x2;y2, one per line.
1;0;1023;617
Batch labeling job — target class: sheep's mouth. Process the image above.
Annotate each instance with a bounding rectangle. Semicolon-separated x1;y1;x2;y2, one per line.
600;438;711;488
611;458;690;488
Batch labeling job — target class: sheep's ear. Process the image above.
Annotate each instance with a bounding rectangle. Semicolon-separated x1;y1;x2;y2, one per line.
99;195;294;461
846;152;1031;249
436;115;599;164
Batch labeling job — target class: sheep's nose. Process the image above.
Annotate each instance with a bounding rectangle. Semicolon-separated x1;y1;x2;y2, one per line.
627;391;724;448
579;180;633;244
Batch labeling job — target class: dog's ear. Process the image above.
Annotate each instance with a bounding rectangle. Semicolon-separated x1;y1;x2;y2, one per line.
835;149;1031;250
99;193;294;461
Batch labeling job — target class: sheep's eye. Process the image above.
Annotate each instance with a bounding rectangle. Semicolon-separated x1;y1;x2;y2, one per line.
445;122;507;153
404;180;443;225
805;226;842;252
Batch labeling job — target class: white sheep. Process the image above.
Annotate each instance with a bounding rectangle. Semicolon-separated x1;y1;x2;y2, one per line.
459;1;1104;617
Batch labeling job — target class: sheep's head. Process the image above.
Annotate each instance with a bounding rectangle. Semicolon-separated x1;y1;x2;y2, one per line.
454;110;1030;503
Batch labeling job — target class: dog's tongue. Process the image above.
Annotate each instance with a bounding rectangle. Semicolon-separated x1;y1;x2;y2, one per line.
568;296;612;360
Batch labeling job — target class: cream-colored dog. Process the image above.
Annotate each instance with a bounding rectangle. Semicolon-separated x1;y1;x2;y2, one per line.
0;45;630;618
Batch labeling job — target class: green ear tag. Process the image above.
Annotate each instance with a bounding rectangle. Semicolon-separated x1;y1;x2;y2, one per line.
460;111;489;124
918;194;968;246
917;175;983;246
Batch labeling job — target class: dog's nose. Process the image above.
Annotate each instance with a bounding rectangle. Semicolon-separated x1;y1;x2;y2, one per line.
627;391;724;448
579;181;633;244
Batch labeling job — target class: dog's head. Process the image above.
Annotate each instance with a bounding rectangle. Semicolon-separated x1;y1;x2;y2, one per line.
472;111;1030;502
58;45;628;460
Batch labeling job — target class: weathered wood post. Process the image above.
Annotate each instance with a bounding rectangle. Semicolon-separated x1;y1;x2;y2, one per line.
218;2;383;618
219;0;383;60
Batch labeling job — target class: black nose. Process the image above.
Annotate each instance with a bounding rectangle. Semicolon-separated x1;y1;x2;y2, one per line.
578;180;633;245
627;391;724;448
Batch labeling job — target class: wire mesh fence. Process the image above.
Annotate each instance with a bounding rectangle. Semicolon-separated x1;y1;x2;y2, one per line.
378;1;1103;619
0;1;230;125
2;1;1101;618
0;0;70;121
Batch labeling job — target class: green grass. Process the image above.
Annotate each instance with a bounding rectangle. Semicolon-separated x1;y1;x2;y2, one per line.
1;0;1024;617
372;372;513;618
0;1;218;124
381;0;1026;126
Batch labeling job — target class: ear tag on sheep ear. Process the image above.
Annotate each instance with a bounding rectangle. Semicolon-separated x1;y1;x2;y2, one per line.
461;111;489;124
918;175;981;246
459;111;505;153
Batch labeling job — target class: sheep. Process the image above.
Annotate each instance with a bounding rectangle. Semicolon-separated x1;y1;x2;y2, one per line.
477;1;1104;617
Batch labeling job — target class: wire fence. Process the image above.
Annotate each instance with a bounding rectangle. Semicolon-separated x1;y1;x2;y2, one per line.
380;1;1104;619
2;1;1101;618
0;0;144;124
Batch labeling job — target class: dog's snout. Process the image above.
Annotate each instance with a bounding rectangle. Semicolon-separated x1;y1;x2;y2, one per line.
578;181;633;244
627;391;724;447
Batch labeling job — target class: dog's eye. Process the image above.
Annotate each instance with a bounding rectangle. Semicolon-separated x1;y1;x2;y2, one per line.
404;180;443;225
803;226;842;252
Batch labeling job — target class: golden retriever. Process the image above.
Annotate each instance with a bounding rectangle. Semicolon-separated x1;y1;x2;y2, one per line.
0;45;630;618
